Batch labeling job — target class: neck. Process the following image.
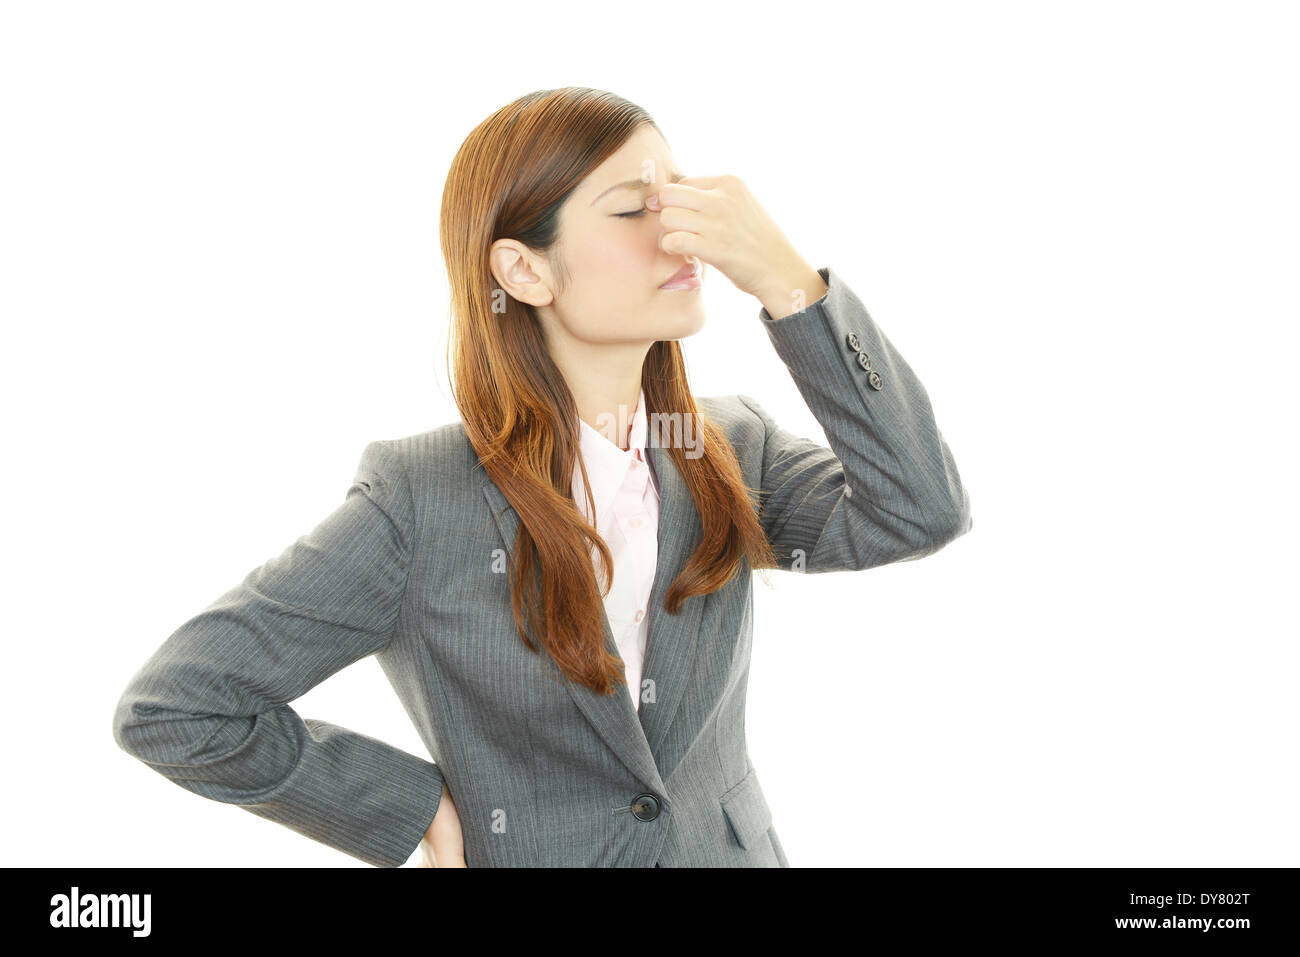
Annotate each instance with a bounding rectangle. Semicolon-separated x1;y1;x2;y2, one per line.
552;346;651;451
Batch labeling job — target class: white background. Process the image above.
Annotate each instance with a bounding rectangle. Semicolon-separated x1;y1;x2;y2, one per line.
4;1;1296;867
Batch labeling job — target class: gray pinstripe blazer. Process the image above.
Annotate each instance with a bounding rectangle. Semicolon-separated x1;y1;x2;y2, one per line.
112;266;972;867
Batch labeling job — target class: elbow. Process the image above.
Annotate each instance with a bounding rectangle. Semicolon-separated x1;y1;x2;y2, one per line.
113;687;223;767
112;690;158;759
925;488;973;547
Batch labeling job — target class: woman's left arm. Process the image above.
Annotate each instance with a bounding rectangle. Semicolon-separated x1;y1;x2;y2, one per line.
653;175;972;572
739;263;972;572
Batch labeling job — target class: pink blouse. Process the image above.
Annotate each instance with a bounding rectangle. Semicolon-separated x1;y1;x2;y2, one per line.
570;387;661;714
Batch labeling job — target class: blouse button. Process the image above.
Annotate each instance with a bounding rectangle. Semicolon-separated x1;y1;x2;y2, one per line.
634;609;644;622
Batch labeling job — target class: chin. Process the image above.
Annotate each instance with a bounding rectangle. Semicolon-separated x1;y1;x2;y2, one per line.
655;307;707;342
665;319;707;343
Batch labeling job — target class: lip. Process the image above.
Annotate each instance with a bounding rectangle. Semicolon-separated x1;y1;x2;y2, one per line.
659;261;701;290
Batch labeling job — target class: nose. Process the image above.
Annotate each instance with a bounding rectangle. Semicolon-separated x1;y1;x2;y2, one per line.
650;209;668;252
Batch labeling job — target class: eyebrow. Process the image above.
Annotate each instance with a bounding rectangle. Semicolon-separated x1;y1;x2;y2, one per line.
590;171;685;206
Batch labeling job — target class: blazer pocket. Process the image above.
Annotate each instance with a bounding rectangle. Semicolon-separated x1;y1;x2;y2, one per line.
718;766;773;850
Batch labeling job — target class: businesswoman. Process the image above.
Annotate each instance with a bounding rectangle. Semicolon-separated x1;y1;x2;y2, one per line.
112;87;973;867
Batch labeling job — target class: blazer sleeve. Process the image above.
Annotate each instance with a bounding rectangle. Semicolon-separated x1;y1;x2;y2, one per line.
111;438;443;868
739;265;972;574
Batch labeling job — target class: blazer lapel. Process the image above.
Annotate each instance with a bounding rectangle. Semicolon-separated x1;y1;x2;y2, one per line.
476;439;707;788
638;442;708;757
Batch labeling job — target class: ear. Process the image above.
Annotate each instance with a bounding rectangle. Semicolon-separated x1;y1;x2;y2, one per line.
489;240;555;308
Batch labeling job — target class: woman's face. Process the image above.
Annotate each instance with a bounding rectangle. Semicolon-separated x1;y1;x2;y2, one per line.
493;124;707;347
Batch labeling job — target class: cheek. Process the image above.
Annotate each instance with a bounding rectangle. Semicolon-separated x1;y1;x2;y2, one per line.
585;221;658;271
562;232;653;314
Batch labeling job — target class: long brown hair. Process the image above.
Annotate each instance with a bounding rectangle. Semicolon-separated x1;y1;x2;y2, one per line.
440;87;776;699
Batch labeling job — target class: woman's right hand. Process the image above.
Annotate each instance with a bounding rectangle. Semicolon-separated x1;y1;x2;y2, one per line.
418;784;467;867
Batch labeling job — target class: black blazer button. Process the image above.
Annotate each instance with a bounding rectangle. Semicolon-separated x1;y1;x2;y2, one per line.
856;351;872;371
631;793;661;821
868;371;884;390
846;333;861;352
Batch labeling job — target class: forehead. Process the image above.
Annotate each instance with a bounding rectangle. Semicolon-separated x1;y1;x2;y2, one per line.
576;126;676;197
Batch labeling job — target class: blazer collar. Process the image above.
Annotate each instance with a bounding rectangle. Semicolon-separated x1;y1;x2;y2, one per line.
474;431;706;791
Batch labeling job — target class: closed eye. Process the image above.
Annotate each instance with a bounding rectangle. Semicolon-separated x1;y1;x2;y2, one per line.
615;210;647;218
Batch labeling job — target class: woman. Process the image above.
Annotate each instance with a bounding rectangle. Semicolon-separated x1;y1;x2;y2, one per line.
112;87;972;867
